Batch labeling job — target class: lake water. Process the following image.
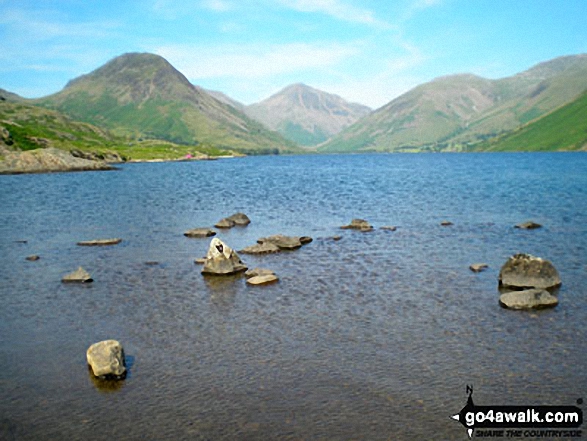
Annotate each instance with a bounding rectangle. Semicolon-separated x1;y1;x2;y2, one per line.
0;153;586;440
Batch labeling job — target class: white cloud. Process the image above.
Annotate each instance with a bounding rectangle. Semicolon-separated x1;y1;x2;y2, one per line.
200;0;233;12
156;41;360;79
277;0;392;29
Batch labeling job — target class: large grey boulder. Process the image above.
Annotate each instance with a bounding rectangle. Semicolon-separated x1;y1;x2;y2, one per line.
499;289;558;310
86;340;126;378
202;238;247;275
498;253;561;290
215;218;235;229
62;266;93;283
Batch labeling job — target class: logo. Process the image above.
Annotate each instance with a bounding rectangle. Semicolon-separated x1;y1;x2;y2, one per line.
451;385;583;439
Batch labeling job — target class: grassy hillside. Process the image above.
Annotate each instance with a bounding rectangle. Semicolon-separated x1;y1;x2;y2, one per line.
478;90;587;151
320;54;587;153
0;100;231;160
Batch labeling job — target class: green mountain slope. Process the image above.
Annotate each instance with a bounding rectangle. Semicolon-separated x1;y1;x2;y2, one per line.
36;53;299;154
320;54;587;152
0;99;232;160
477;90;587;151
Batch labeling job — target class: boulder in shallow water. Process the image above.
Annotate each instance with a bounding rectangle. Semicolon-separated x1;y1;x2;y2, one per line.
62;266;93;283
26;255;40;261
515;221;542;230
241;242;281;255
202;238;247;275
227;212;251;226
499;289;558;310
184;228;216;238
499;253;561;290
86;340;126;378
215;218;236;229
257;234;311;250
341;219;373;231
469;263;488;273
247;274;279;285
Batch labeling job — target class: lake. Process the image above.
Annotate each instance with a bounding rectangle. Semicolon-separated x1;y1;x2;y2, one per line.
1;152;586;440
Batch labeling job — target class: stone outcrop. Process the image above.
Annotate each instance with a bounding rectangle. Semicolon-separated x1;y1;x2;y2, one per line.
184;228;216;238
498;253;561;290
77;238;122;246
62;267;93;283
86;340;126;378
0;147;114;174
499;289;558;310
245;268;279;286
341;219;373;232
201;238;247;275
215;218;235;228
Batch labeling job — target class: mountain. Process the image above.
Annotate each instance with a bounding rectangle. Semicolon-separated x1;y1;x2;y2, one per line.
36;53;299;154
204;89;247;113
320;54;587;152
246;83;371;146
0;88;25;102
477;90;587;151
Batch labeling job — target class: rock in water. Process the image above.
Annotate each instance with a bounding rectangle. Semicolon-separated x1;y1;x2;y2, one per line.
470;263;488;273
499;289;558;310
227;212;251;226
215;218;236;229
184;228;216;238
256;234;311;250
247;274;279;285
77;238;122;246
341;219;373;231
86;340;126;378
245;268;276;279
240;242;281;255
202;238;247;275
62;266;93;283
498;253;561;290
515;221;542;229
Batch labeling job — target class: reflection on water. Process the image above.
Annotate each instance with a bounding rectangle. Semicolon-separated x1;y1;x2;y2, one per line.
0;153;586;440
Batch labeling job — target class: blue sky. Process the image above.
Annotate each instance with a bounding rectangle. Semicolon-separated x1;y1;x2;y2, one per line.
0;0;586;109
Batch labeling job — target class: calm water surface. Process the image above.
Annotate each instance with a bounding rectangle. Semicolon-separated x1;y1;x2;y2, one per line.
1;153;586;440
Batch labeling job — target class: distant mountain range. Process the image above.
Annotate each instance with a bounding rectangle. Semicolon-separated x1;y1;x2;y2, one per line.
320;54;587;152
1;52;586;158
245;84;371;146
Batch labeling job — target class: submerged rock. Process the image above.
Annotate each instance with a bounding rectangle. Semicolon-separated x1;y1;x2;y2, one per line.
245;268;276;279
86;340;126;379
440;220;453;226
202;238;247;275
26;255;40;261
62;266;93;283
515;221;542;230
240;242;281;255
184;228;216;238
499;253;561;290
341;219;373;231
77;238;122;246
381;226;397;231
470;263;488;273
499;289;558;310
